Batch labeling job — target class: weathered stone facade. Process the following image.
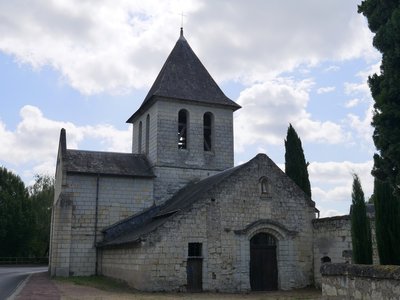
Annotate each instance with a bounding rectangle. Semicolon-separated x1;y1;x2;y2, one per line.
321;263;400;299
313;210;379;287
99;154;316;291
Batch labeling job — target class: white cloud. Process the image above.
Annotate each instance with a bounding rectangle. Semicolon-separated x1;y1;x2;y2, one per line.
234;78;347;153
317;86;336;94
344;82;370;96
345;98;361;108
0;105;131;182
0;0;377;95
324;65;340;73
347;103;374;144
320;209;345;218
309;160;374;215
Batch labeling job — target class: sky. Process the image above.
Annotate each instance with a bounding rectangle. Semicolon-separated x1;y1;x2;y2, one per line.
0;0;381;217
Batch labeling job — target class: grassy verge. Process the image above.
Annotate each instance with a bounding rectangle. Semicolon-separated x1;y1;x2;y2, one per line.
55;275;136;293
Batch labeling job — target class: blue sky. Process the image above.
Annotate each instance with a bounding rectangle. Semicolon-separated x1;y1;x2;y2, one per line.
0;0;380;217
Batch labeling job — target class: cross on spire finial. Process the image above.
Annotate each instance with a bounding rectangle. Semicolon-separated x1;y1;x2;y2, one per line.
180;11;186;28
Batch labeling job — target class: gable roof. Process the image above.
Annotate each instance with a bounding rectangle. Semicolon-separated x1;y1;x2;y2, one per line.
127;29;240;123
98;161;249;248
57;128;154;178
65;150;154;177
98;153;318;248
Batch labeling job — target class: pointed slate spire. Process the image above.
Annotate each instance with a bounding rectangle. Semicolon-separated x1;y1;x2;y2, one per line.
127;29;240;123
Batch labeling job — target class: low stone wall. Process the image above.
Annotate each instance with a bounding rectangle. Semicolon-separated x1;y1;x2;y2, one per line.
321;263;400;299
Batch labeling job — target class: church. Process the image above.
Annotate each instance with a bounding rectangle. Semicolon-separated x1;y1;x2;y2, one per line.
49;29;355;292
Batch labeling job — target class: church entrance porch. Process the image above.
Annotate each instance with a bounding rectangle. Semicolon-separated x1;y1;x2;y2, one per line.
250;233;278;291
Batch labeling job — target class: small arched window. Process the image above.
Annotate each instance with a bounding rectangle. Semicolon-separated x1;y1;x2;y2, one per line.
138;121;142;153
203;112;213;151
145;114;150;155
178;110;188;149
259;177;269;195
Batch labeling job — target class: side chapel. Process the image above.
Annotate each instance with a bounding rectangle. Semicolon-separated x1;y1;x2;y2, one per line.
49;29;343;292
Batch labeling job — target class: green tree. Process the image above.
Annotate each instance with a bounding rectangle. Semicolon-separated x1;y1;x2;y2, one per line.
374;179;400;265
0;167;32;257
28;174;54;257
284;124;312;197
358;1;400;193
350;174;372;264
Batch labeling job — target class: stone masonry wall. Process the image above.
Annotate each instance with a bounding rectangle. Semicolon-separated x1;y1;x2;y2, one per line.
100;154;316;292
132;99;234;169
321;263;400;299
153;99;234;171
313;215;379;287
152;99;235;204
313;216;352;287
51;173;153;276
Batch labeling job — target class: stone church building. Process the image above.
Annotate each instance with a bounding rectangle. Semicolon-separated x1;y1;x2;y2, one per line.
49;29;355;292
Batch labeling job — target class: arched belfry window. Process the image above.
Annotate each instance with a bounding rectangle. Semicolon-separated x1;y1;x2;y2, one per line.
138;121;142;153
145;114;150;155
203;112;213;151
178;110;188;149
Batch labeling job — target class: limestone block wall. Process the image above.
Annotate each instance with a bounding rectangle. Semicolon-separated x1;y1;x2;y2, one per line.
100;154;315;292
51;173;153;276
313;214;379;287
49;193;73;277
132;99;234;171
321;263;400;299
313;216;352;287
213;154;315;290
49;146;67;276
132;103;158;159
152;166;220;205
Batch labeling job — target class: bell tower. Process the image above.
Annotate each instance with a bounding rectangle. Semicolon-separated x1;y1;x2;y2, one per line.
127;29;241;204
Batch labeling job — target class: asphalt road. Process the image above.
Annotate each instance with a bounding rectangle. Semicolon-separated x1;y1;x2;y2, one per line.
0;266;47;300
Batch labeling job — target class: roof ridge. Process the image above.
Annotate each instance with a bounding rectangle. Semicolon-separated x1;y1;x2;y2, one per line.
126;31;240;123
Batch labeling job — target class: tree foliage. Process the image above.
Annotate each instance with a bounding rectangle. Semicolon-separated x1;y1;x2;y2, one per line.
0;167;31;256
0;167;54;257
284;124;312;197
358;0;400;193
350;174;372;264
373;178;400;265
28;174;54;257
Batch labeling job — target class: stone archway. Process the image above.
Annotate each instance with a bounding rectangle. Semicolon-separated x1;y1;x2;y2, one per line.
250;232;278;291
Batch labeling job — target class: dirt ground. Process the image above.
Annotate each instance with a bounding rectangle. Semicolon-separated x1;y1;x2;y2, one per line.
55;281;322;300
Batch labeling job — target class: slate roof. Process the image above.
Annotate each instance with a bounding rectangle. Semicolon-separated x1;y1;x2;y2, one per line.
127;29;241;123
57;128;154;178
64;149;154;177
97;153;318;248
98;161;248;248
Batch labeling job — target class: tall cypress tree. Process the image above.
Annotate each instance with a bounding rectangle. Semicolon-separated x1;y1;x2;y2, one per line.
284;124;311;198
374;179;400;265
350;174;372;264
359;0;400;265
358;1;400;193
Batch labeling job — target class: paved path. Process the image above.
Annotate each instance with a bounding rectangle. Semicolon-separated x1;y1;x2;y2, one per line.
10;271;322;299
0;266;47;300
13;271;60;300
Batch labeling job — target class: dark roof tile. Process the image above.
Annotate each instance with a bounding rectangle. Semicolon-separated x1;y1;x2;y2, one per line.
98;162;248;247
65;149;154;178
127;30;240;123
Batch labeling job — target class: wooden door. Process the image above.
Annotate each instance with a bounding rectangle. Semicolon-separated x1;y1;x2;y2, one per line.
187;258;202;292
250;233;278;291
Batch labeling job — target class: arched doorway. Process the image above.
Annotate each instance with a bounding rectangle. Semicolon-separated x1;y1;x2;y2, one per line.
250;232;278;291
